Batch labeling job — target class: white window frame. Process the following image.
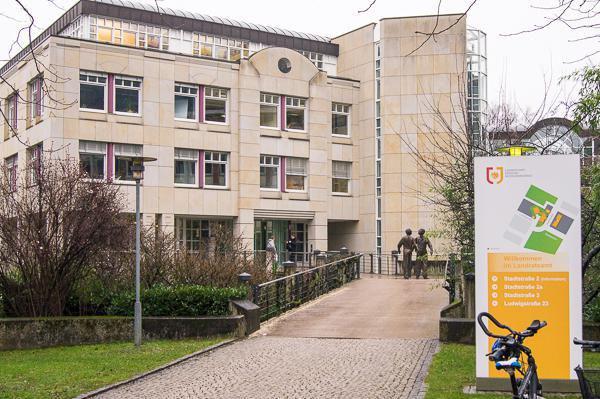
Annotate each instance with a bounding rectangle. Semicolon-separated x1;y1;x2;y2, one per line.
174;148;199;187
79;71;107;113
28;77;43;121
174;83;198;122
7;94;17;131
260;155;280;191
285;157;308;192
79;140;107;181
204;86;228;125
5;154;17;191
204;151;229;189
332;160;352;195
114;75;142;116
113;143;142;184
332;103;351;137
175;216;210;251
285;96;307;132
260;93;280;130
27;143;42;185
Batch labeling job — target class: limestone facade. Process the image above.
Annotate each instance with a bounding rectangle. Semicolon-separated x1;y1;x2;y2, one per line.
0;5;472;256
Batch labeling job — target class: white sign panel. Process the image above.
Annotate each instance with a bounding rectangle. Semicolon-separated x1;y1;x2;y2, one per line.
475;154;582;381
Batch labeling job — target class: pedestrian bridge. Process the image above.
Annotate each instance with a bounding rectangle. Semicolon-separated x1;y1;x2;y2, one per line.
95;276;448;399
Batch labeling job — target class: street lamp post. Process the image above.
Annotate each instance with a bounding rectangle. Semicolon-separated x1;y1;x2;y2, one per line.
130;156;156;347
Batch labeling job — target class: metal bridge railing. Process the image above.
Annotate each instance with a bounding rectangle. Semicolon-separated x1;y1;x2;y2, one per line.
252;253;362;322
357;252;448;278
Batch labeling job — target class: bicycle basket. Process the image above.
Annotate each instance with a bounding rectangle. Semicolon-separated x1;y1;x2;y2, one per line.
576;366;600;399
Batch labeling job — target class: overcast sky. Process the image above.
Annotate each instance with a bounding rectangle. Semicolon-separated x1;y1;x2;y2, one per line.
2;0;598;117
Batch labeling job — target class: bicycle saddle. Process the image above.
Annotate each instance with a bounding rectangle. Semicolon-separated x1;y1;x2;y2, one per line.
495;357;522;370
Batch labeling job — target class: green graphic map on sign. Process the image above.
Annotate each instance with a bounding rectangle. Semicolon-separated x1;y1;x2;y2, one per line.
513;185;574;255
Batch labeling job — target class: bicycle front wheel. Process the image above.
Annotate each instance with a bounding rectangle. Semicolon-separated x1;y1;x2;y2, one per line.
527;371;541;399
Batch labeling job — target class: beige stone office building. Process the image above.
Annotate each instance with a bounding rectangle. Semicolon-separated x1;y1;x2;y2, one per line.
0;0;486;257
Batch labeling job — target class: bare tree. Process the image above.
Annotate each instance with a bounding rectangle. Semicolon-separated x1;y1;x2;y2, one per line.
0;1;74;149
0;155;127;317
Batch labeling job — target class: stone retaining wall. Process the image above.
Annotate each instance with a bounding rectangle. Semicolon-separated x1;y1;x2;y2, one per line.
0;315;245;350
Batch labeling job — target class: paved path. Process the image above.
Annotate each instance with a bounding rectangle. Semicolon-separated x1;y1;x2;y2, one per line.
95;277;448;399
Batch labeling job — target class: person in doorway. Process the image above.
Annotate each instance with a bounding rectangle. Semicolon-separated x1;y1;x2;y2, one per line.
266;235;278;275
415;228;434;279
397;228;417;279
286;234;297;262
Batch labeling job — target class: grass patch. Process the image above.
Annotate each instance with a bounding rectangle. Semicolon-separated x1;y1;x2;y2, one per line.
425;344;599;399
0;337;226;399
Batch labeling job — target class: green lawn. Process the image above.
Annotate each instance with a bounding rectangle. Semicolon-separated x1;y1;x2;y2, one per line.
0;337;226;399
425;344;599;398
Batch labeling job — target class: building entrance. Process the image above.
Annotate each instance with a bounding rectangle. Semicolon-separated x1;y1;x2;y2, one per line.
254;220;308;260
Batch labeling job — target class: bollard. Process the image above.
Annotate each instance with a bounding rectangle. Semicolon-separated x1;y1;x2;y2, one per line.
239;272;252;300
391;250;399;275
282;260;296;276
316;253;327;266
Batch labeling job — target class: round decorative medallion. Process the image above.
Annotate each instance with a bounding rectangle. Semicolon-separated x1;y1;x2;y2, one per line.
278;57;292;73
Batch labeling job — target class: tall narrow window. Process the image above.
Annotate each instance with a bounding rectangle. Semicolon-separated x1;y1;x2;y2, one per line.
6;94;17;132
286;157;307;191
332;161;351;194
114;143;142;182
174;148;198;186
285;96;306;131
79;141;106;179
114;76;142;115
79;71;107;112
174;83;198;121
28;76;43;121
204;87;228;124
5;154;17;191
27;143;42;185
332;103;350;136
260;93;280;129
204;151;228;187
260;155;280;190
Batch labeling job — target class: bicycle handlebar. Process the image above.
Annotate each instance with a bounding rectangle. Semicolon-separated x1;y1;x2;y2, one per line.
477;312;516;339
574;338;600;348
477;312;547;339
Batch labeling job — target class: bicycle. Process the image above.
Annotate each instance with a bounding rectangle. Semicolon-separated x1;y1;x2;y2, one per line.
477;312;548;399
573;338;600;398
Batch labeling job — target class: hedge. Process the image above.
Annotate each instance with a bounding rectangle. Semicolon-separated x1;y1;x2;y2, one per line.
107;285;248;317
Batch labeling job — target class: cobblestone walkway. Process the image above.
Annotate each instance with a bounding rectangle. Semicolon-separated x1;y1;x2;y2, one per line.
94;278;446;399
97;337;438;399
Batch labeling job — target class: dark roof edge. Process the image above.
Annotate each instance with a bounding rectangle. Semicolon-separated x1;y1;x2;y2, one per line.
0;1;82;77
81;0;339;56
328;75;360;83
379;13;465;21
330;22;376;41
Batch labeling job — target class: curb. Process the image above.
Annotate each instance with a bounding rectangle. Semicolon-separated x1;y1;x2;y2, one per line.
74;338;237;399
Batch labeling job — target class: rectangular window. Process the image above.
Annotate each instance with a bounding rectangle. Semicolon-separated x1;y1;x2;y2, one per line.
79;141;106;180
28;76;43;121
285;96;306;131
122;30;136;46
175;217;209;251
6;94;17;132
332;161;351;194
114;143;142;182
174;148;198;186
174;83;198;121
260;93;280;129
286;157;307;191
204;151;228;188
204;86;228;124
332;103;350;136
5;154;17;191
114;75;142;115
80;71;107;112
260;155;280;190
27;143;42;185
